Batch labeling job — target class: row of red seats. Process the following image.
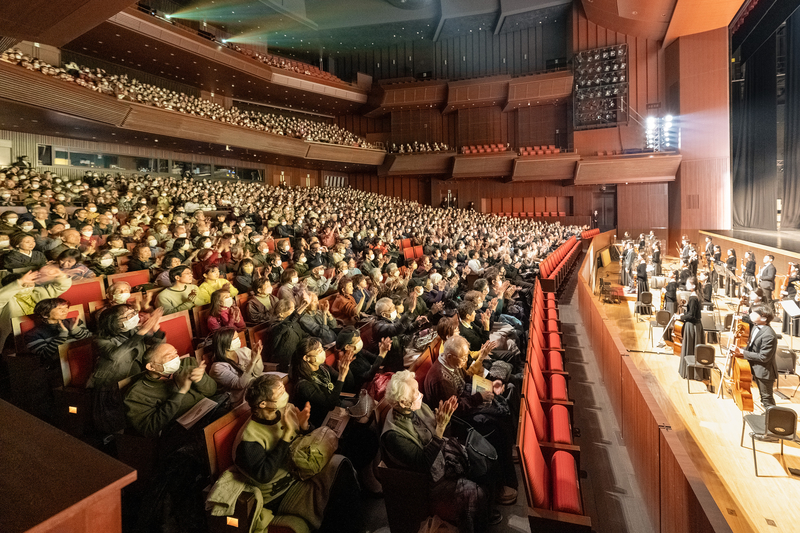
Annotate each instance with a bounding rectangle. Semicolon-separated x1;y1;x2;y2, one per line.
519;145;561;156
539;236;580;293
517;279;591;531
580;228;600;240
461;144;509;154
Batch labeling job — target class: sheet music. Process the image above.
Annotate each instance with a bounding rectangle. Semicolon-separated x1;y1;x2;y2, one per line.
783;299;800;318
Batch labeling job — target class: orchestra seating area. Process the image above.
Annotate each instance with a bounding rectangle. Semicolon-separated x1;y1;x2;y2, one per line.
519;146;562;156
461;144;510;154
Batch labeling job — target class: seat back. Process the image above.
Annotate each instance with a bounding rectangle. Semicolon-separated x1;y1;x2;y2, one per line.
192;304;212;339
776;348;797;374
157;310;194;358
521;407;550;510
58;337;95;387
655;310;672;326
694;344;715;366
60;278;106;317
377;462;432;533
766;406;798;439
525;389;548;442
640;292;652;305
204;403;251;477
107;270;151;289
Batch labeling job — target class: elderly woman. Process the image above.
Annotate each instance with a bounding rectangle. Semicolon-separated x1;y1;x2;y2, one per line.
232;374;361;532
87;306;165;389
3;233;47;270
244;277;276;326
290;337;381;490
330;276;362;326
267;297;309;372
208;328;262;405
382;371;497;531
298;292;338;346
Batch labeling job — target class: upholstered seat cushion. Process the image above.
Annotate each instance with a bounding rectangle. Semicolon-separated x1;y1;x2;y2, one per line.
550;451;582;514
549;374;568;401
549;404;572;444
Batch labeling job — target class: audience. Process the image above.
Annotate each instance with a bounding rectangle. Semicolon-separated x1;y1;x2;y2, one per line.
208;328;262;406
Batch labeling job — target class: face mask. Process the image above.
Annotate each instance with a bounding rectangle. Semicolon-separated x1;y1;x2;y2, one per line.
273;390;289;410
22;225;34;232
0;241;8;248
291;277;299;284
64;224;70;230
230;336;241;350
410;390;424;411
148;240;157;247
389;310;397;320
100;258;113;267
122;314;140;331
177;233;187;238
160;356;181;375
352;339;364;353
113;292;131;304
88;207;97;213
230;239;237;245
223;296;234;308
203;241;212;248
82;230;93;237
202;231;210;236
6;218;17;225
749;311;760;323
111;208;118;214
182;243;191;251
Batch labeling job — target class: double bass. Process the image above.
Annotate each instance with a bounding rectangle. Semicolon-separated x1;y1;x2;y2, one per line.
728;321;754;412
664;298;686;353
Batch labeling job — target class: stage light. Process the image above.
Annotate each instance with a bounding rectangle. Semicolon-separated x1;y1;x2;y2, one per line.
165;14;171;19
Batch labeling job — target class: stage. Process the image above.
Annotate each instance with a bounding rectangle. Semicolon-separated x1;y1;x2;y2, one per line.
702;229;800;261
598;258;800;533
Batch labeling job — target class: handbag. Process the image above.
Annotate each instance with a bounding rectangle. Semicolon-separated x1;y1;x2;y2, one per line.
451;416;498;482
290;426;339;480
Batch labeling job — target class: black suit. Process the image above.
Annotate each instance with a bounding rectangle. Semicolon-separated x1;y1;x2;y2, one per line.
759;263;777;310
742;324;778;408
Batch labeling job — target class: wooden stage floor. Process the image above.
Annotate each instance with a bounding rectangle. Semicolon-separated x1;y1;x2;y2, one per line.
599;259;800;533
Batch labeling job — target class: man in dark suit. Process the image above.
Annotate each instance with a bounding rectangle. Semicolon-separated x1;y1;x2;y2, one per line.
758;255;776;311
734;304;778;424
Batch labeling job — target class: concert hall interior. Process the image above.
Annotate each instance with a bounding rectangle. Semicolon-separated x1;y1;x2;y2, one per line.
1;1;799;533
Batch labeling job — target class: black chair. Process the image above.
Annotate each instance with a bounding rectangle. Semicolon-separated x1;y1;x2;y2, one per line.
740;406;800;476
649;310;672;347
774;348;800;397
685;344;720;394
634;292;653;322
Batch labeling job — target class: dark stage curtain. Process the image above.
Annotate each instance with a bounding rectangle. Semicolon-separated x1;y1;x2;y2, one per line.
732;34;778;230
783;10;800;229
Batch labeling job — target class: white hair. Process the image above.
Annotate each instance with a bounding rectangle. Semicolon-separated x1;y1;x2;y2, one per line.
375;297;394;316
385;370;418;405
429;273;442;285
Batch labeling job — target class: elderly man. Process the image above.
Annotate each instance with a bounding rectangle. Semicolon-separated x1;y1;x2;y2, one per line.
423;335;518;506
305;264;337;297
230;374;360;532
48;228;83;260
123;343;217;438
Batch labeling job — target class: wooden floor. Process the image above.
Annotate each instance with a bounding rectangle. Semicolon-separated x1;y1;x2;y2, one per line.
600;259;800;533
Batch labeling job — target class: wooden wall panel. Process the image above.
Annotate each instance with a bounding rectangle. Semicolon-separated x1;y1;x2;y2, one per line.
516;105;569;150
389;109;452;148
457;107;514;147
535;197;546;213
336;114;391;140
618;182;670;242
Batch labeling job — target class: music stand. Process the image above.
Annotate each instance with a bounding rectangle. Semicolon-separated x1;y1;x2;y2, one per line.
782;299;800;352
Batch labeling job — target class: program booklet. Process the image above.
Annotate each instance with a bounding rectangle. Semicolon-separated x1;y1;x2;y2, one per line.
472;374;493;395
176;397;218;430
321;406;350;437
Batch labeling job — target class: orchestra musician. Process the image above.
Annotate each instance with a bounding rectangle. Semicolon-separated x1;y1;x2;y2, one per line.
635;255;649;303
652;243;662;277
677;277;710;391
662;270;678;314
781;264;800;337
621;242;635;288
637;234;646;254
677;260;691;291
741;251;756;296
704;237;714;270
688;248;699;277
725;249;737;298
713;245;723;291
680;237;691;262
741;289;765;326
732;305;778;414
758;255;776;312
698;271;714;311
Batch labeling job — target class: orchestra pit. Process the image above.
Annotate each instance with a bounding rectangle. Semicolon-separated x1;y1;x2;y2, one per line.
0;1;797;533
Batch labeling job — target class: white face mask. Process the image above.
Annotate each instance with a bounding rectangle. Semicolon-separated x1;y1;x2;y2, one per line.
114;292;131;304
202;231;210;236
230;239;236;245
291;277;299;284
389;310;398;320
273;390;289;410
7;218;17;225
148;239;157;247
160;356;181;375
203;241;212;248
223;296;234;308
122;314;140;331
749;311;760;323
182;243;191;251
177;233;187;238
100;258;114;267
230;336;242;350
309;350;326;367
82;230;93;238
88;207;97;213
21;225;34;232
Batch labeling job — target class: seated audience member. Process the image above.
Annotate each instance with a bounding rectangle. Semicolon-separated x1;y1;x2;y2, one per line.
0;210;19;235
195;265;238;307
207;288;246;333
127;244;157;273
89;250;118;277
277;268;300;301
56;248;95;279
424;336;518;505
24;297;91;365
0;266;73;349
48;228;82;260
123;343;217;437
290;337;381;488
208;328;262;406
154;253;183;287
156;265;198;315
232;258;257;294
3;233;47;270
245;277;276;326
332;327;390;394
373;297;427;371
88;306;165;389
305;264;334;296
330;277;362;326
298;292;338;345
382;371;497;531
233;374;361;532
268;297;309;372
106;235;130;257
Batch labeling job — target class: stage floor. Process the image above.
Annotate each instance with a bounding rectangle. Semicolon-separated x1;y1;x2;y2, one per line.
600;259;800;533
702;229;800;257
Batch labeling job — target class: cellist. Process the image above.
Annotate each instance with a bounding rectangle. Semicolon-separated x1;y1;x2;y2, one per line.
677;277;709;391
732;304;778;414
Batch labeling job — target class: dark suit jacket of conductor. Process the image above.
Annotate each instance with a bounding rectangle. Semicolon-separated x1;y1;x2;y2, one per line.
742;324;778;382
759;263;777;291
